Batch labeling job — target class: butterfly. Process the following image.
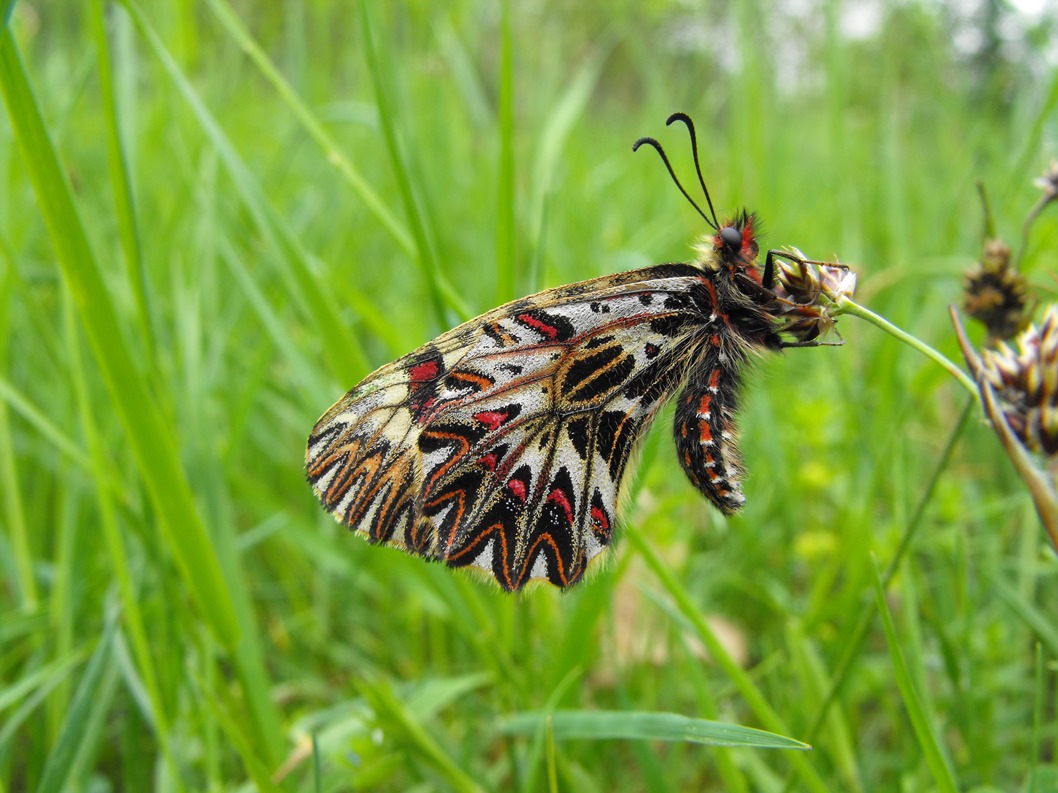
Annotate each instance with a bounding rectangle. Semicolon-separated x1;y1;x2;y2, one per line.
306;113;849;591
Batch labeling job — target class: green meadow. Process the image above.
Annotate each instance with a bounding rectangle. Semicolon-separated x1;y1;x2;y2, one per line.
2;1;1057;790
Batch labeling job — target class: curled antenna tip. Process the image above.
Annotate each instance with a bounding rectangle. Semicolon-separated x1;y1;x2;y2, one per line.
631;125;716;230
661;111;718;229
632;136;660;153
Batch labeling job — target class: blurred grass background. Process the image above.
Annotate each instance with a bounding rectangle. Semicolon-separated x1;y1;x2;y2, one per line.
2;0;1058;790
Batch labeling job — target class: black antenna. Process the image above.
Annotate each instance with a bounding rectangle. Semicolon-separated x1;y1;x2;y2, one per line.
665;112;721;230
632;113;720;231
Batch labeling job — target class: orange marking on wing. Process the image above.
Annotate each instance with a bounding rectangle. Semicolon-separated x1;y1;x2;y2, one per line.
421;428;474;490
450;370;493;391
522;532;568;588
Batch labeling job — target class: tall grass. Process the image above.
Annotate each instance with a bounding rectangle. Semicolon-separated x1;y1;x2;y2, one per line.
1;1;1056;790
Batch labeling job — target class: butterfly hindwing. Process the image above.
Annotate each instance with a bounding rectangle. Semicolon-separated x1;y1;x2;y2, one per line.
306;265;716;590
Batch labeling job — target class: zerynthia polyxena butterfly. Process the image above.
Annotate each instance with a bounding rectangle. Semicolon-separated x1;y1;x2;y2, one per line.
306;112;853;591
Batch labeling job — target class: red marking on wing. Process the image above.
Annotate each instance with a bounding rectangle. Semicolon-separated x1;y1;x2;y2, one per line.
410;360;439;382
479;452;498;471
508;478;527;501
698;393;712;415
516;312;559;340
546;488;574;525
708;369;721;390
474;410;509;431
590;505;609;531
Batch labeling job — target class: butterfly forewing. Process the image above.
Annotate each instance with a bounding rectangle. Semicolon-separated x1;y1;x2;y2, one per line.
306;264;716;590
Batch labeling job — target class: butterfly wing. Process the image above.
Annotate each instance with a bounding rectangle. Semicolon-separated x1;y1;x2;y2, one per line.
306;264;713;590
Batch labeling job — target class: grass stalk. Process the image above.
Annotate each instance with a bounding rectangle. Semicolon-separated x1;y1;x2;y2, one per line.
838;297;978;397
0;24;240;645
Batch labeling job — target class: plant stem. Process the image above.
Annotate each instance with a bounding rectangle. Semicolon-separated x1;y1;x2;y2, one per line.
837;297;979;398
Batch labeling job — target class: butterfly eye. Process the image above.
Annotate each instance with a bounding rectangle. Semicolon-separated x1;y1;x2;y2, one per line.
720;226;742;252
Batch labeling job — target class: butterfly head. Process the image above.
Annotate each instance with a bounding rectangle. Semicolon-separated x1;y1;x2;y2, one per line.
692;209;763;279
715;210;760;267
634;114;764;279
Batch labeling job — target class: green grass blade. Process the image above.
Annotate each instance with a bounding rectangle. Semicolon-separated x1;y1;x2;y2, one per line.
0;650;86;714
65;285;182;784
0;374;127;496
800;398;973;750
990;575;1058;656
218;235;328;398
0;269;34;608
0;25;240;645
785;623;862;792
198;681;285;793
546;717;558;793
34;611;119;793
871;557;959;793
357;0;450;329
88;0;153;357
1030;643;1043;793
118;0;369;382
626;526;830;793
204;0;415;257
0;648;88;765
360;675;487;793
499;710;810;750
493;0;515;304
312;733;322;793
527;37;608;290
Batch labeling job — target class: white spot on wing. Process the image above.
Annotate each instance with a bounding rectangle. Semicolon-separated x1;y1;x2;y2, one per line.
312;464;338;497
584;529;603;562
471;538;494;571
529;551;549;581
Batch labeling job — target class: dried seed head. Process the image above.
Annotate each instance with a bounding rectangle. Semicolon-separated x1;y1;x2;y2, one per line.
982;238;1011;270
953;306;1058;550
978;305;1058;457
962;240;1029;341
770;250;857;344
